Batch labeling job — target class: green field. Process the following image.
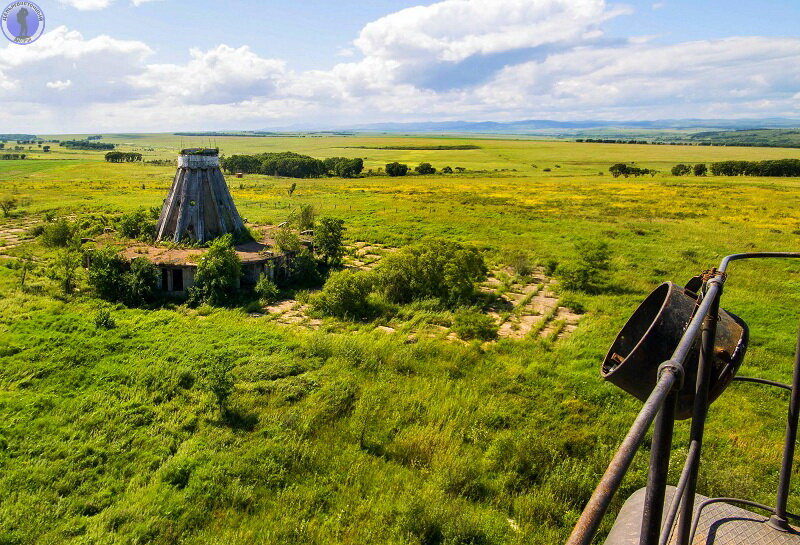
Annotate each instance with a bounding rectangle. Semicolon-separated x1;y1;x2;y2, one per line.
2;134;800;544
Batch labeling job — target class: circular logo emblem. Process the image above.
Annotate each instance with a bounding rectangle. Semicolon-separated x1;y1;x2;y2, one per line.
2;1;45;45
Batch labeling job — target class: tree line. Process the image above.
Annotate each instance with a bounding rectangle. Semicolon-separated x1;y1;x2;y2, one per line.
105;151;143;163
221;152;364;178
608;163;658;177
0;153;26;160
709;159;800;177
60;140;116;151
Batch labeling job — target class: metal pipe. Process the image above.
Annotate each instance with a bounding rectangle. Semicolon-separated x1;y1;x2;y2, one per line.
640;391;678;545
657;442;698;545
675;283;723;545
566;368;680;545
733;376;792;391
769;327;800;531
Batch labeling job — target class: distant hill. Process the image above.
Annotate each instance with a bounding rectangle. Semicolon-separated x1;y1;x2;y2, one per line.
688;129;800;148
0;134;37;141
341;118;800;134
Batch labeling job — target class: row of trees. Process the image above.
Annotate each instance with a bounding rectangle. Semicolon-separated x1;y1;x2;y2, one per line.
221;152;466;179
671;163;708;176
709;159;800;177
221;152;364;179
105;152;143;163
60;140;115;150
609;163;658;177
385;162;461;176
0;154;26;160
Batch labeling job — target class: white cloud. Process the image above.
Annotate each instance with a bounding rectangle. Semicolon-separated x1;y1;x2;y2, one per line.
134;45;286;104
46;79;72;91
0;26;151;103
2;0;800;131
59;0;160;9
652;2;665;9
58;0;113;10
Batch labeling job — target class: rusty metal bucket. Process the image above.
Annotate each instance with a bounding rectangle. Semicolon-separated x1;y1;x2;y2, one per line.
602;282;748;420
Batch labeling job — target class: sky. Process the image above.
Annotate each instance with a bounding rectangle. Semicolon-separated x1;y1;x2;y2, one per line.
1;0;799;132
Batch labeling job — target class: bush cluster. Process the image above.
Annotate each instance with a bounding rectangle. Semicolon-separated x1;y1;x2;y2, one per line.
189;234;242;306
118;208;157;241
312;239;487;320
88;248;160;306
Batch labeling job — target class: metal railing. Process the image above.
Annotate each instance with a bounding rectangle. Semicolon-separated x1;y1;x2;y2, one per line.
566;252;800;545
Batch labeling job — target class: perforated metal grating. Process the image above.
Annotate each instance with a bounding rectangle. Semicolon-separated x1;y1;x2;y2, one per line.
604;487;800;545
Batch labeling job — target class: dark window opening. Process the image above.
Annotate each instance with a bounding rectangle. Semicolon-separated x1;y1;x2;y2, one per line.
161;269;169;290
172;269;184;291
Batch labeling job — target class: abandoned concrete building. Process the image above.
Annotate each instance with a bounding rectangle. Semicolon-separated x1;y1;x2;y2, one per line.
120;149;302;295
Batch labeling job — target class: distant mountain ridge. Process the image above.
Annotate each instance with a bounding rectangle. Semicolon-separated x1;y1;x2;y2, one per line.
341;118;800;133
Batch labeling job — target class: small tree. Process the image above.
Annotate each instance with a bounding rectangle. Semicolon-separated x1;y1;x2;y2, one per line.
441;166;453;174
275;226;302;254
314;217;346;267
415;162;436;175
693;163;708;176
0;196;18;217
16;249;35;290
671;164;692;176
51;250;82;294
255;274;280;303
385;162;409;177
204;353;235;417
297;204;315;232
189;234;242;306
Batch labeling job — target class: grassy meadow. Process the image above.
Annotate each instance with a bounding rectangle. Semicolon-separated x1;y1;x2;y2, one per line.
2;134;800;544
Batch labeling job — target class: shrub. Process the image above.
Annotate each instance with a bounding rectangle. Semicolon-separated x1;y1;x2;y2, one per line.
415;162;436;175
275;227;301;254
0;196;18;217
203;353;235;416
376;238;487;307
288;249;322;288
50;250;82;294
94;307;116;329
314;217;346;267
452;309;498;341
312;270;375;319
88;248;159;306
694;163;708;176
125;258;159;305
506;250;533;277
441;166;453;174
555;241;611;293
255;274;280;303
386;162;409;177
189;234;242;306
40;219;76;248
118;208;156;241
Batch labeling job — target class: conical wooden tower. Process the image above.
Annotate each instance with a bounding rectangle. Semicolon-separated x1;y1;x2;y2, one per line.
156;149;245;243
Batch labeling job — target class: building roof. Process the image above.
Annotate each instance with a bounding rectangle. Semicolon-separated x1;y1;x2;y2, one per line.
121;241;281;267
